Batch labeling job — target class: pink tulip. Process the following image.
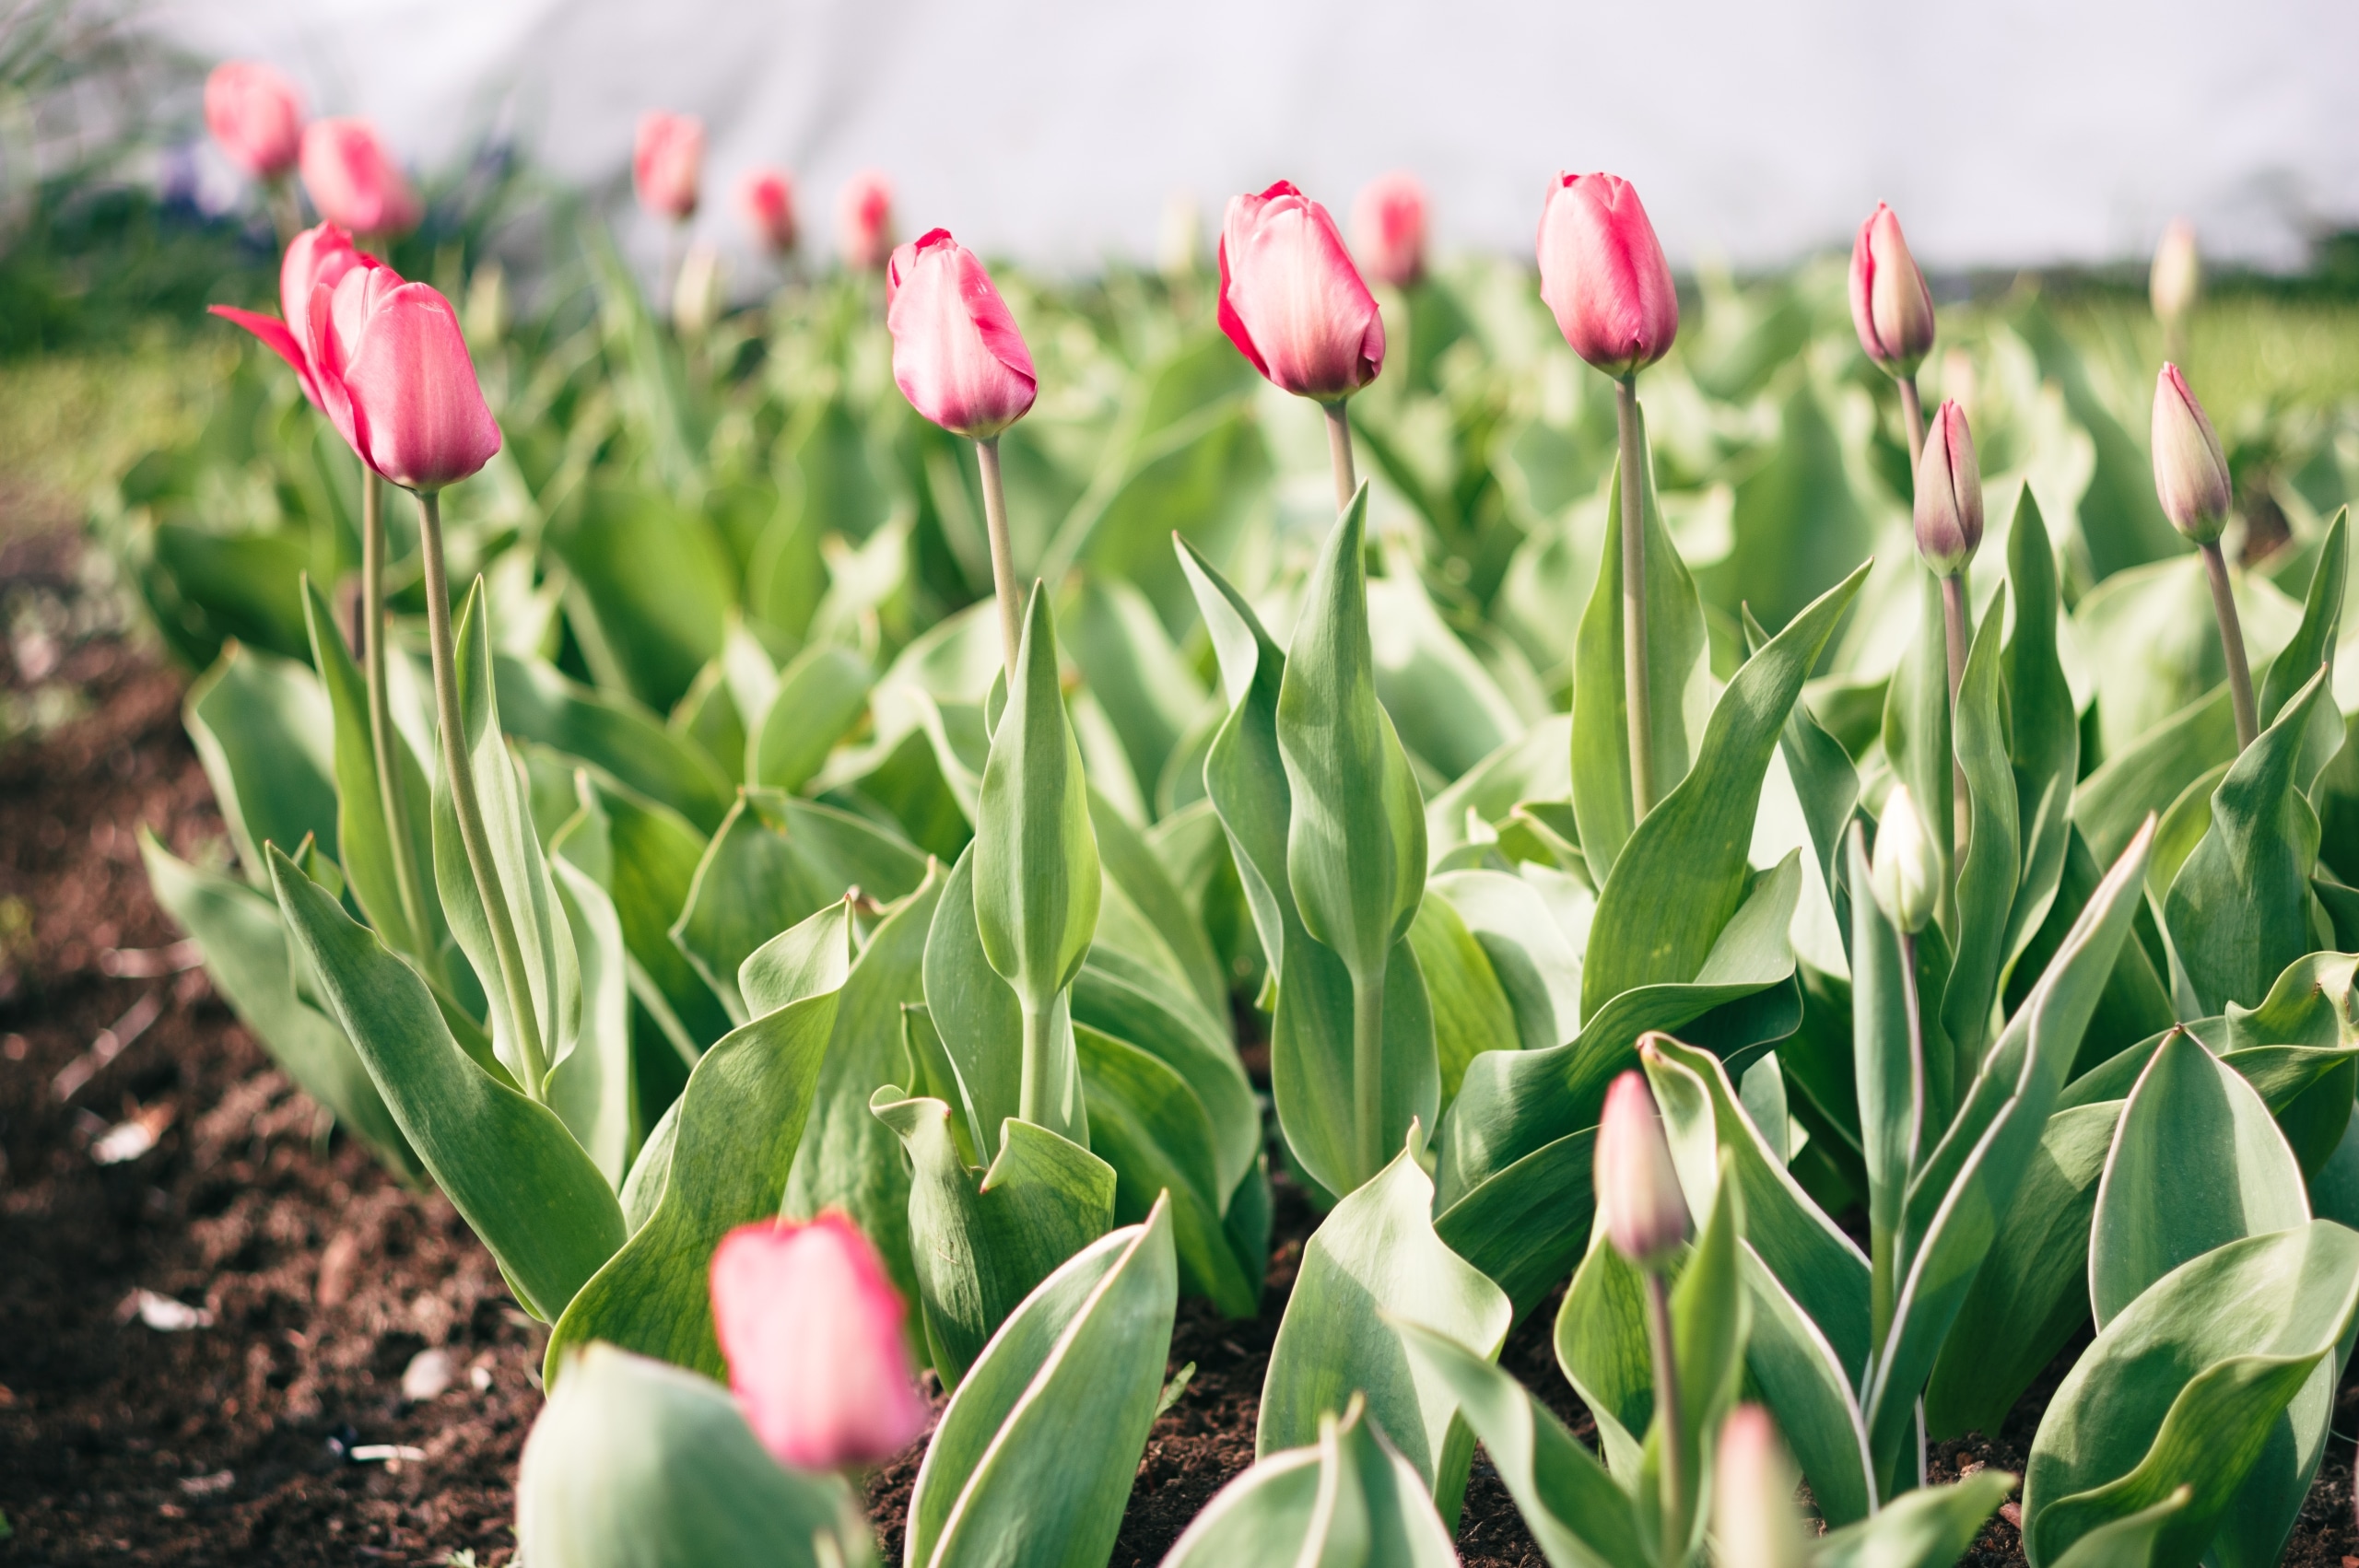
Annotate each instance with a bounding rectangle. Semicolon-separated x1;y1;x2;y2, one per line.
210;221;381;412
1351;170;1428;289
710;1212;930;1471
1715;1406;1809;1568
739;168;798;254
299;119;421;239
1848;203;1936;378
310;266;502;492
838;170;896;270
634;111;703;222
1536;172;1677;379
885;229;1037;439
1914;399;1983;574
204;62;304;181
1217;181;1385;403
2153;364;2232;544
1595;1062;1689;1270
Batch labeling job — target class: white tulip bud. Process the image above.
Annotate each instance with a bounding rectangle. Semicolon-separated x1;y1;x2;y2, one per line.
1871;785;1939;935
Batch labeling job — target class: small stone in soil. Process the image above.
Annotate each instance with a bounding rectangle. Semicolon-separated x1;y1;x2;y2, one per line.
402;1349;455;1402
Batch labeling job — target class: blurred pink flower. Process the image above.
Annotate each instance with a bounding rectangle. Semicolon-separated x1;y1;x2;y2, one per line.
1351;170;1427;288
634;111;703;222
1849;203;1936;377
838;170;896;270
204;62;304;181
1536;171;1677;379
886;228;1037;439
1217;180;1384;402
299;119;421;239
739;167;798;254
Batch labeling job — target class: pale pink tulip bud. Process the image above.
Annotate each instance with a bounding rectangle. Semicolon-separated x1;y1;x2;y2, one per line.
1351;170;1428;289
739;168;798;254
2153;364;2232;544
1848;203;1936;378
1914;399;1982;575
838;170;896;271
633;111;703;222
1536;171;1678;379
309;266;502;493
885;229;1037;440
2151;219;2201;326
209;222;381;413
710;1212;930;1471
299;119;422;239
1217;181;1385;403
1714;1406;1809;1568
1595;1064;1689;1270
204;62;304;181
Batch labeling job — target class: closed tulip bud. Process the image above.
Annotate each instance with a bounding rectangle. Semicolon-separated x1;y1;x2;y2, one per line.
309;266;502;493
633;111;702;222
838;170;896;271
299;119;422;239
1714;1406;1809;1568
2151;218;2201;326
1351;170;1428;289
1217;181;1385;403
738;167;797;254
2153;364;2231;544
204;62;304;181
1536;171;1678;380
1595;1067;1689;1270
1848;203;1937;378
886;228;1037;439
1914;399;1982;575
710;1213;929;1471
1871;784;1939;935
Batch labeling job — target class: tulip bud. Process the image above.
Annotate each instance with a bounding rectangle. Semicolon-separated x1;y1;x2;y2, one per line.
1714;1406;1809;1568
2152;364;2232;544
886;229;1038;439
312;268;502;493
710;1212;930;1471
1351;170;1427;289
1595;1066;1689;1270
1913;399;1982;575
632;111;702;222
2151;218;2201;327
738;167;797;254
673;241;724;336
299;119;422;239
1871;784;1938;935
837;170;896;271
1217;181;1385;403
1848;203;1937;378
1536;171;1678;379
204;62;304;181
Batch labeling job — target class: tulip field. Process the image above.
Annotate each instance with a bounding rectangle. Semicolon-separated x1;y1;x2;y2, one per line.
14;52;2359;1568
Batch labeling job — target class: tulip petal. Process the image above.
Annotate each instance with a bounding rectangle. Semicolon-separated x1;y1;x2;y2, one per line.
337;281;502;492
886;231;1037;439
1217;183;1382;401
208;304;322;410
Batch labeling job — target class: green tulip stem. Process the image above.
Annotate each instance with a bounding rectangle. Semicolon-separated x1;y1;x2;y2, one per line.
361;470;433;974
1644;1269;1684;1557
2200;541;2259;749
417;488;551;1102
975;436;1024;687
1939;573;1969;708
1616;374;1656;817
1016;997;1055;1130
1897;374;1926;472
1352;967;1385;1182
1323;400;1357;518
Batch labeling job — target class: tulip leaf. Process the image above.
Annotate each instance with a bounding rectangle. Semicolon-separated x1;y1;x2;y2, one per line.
1061;574;1210;819
1071;946;1258;1203
1648;1157;1749;1564
1552;1223;1655;1479
1880;572;1956;933
747;642;873;792
1428;867;1586;1053
1848;820;1919;1342
2001;492;2083;987
546;810;640;1187
1088;785;1227;1019
1945;599;2022;1074
1813;1469;2016;1568
493;649;735;834
1433;1127;1595;1322
922;846;1028;1157
1738;1247;1876;1526
2042;1489;2189;1568
1406;886;1520;1107
591;777;733;1052
2257;508;2346;769
185;638;340;888
2073;687;2238;867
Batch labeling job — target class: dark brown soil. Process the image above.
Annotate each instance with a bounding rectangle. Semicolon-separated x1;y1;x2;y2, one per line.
6;523;2359;1568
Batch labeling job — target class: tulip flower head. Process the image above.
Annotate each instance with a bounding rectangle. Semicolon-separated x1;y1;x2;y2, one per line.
633;111;703;223
208;222;378;410
1595;1065;1689;1270
1848;203;1937;380
885;229;1038;440
2151;219;2201;327
1537;171;1678;380
739;167;798;254
2153;364;2232;544
1913;399;1982;575
1351;170;1428;289
299;119;422;239
1714;1406;1809;1568
204;62;304;181
1870;784;1939;936
311;266;502;493
838;170;896;271
710;1212;930;1472
1217;181;1385;403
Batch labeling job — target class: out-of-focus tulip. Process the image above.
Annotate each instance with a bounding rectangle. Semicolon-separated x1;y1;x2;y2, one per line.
209;221;379;410
674;241;724;336
1870;785;1938;935
885;228;1037;439
710;1212;929;1472
2153;364;2232;544
299;119;422;238
1158;190;1203;282
739;168;797;254
463;259;509;353
1714;1406;1809;1568
838;170;895;270
2151;218;2201;327
1913;399;1982;574
309;266;502;492
1351;170;1427;289
1216;181;1384;403
1848;203;1936;378
1536;171;1677;379
1596;1065;1689;1270
633;111;702;222
204;62;304;181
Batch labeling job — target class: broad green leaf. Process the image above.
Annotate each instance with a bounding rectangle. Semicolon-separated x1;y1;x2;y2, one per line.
1072;946;1258;1203
2001;490;2083;988
185;640;339;887
1406;888;1520;1106
1062;573;1209;813
1088;787;1227;1018
2072;688;2237;868
1367;538;1532;781
546;821;640;1188
1741;1249;1875;1527
747;643;872;792
1553;1222;1657;1479
2042;1489;2188;1568
2254;509;2345;766
1880;573;1956;934
547;482;738;712
922;845;1029;1156
2008;826;2176;1071
2074;554;2302;762
1646;1156;1749;1565
1429;867;1585;1053
494;650;734;834
1848;821;1919;1343
1945;602;2022;1072
1423;714;1576;864
905;1199;1177;1568
1813;1469;2015;1568
593;777;733;1051
1433;1127;1594;1322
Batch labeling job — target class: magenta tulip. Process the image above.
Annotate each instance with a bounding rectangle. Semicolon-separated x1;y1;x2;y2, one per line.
634;111;703;223
739;168;797;254
1849;203;1937;378
1914;399;1983;574
310;267;502;493
710;1212;929;1472
299;119;421;239
1595;1066;1689;1270
2153;363;2232;544
1351;170;1428;289
1217;181;1384;403
885;229;1037;439
204;62;304;181
210;222;381;411
1537;172;1677;379
838;170;896;270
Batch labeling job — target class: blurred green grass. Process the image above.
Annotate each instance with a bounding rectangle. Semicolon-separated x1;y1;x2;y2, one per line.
0;331;229;535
